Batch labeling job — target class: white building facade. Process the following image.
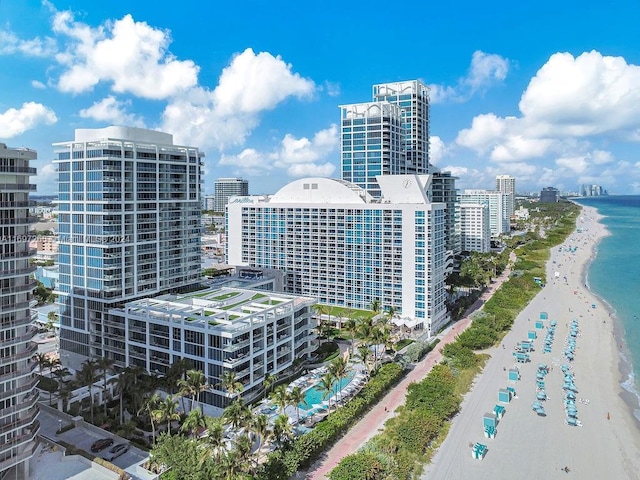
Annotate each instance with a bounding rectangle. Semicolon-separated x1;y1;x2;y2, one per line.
54;127;203;369
111;287;316;411
227;175;449;336
459;190;510;238
0;144;39;477
459;203;491;253
214;178;248;213
495;175;516;220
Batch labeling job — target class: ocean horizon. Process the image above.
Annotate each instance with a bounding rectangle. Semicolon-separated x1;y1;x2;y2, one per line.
574;195;640;422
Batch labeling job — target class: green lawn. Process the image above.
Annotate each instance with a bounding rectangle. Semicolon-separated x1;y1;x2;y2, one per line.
324;305;375;320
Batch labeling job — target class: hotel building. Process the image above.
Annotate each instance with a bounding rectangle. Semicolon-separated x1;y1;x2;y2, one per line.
459;190;511;238
0;144;39;477
214;178;249;213
340;80;459;262
226;175;449;336
110;287;316;411
459;203;491;253
54;127;203;370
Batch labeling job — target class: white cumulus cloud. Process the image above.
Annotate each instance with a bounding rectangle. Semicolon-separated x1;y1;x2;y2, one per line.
0;102;57;138
218;125;338;178
213;48;314;116
429;50;510;103
428;135;446;165
52;11;199;98
79;96;145;127
0;29;56;57
162;48;316;151
456;51;640;168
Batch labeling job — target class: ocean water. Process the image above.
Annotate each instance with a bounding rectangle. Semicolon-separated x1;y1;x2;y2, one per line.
574;195;640;419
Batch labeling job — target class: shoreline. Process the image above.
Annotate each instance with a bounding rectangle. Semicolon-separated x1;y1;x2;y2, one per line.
580;208;640;427
423;204;640;479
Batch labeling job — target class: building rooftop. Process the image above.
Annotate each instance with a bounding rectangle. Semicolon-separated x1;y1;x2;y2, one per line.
117;287;314;333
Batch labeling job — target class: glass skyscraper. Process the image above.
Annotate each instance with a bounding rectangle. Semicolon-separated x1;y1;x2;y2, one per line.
54;127;203;369
340;80;431;198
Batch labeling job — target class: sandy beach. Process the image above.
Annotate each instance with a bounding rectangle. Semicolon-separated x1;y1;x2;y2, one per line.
423;205;640;480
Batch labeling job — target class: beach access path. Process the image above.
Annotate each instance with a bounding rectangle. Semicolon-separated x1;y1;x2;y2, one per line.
423;205;640;480
301;253;516;479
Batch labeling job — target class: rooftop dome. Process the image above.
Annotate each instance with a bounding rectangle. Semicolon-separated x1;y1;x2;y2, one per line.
269;178;372;204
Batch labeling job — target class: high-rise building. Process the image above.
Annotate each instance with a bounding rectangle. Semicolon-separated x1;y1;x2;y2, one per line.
54;126;203;369
214;178;248;213
539;187;560;203
495;175;516;220
0;144;39;477
203;194;215;211
227;175;449;336
459;203;491;253
459;190;510;237
340;80;431;198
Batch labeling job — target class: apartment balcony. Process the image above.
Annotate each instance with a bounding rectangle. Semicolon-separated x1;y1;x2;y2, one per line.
0;249;36;260
0;407;38;436
0;183;36;191
0;343;37;368
1;328;37;350
0;362;36;384
222;338;251;352
0;421;39;465
0;265;36;280
1;391;39;418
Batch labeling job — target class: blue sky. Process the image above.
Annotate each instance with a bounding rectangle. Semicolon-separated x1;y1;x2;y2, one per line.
1;0;640;195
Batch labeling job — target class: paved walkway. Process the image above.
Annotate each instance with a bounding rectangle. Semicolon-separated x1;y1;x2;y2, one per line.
302;255;515;479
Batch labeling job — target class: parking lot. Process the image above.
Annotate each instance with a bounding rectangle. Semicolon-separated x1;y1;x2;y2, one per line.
39;407;153;480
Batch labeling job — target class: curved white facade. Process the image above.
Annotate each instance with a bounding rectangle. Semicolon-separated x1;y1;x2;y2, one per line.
227;175;449;335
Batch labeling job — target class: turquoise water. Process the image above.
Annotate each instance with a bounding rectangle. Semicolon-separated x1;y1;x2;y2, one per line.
575;196;640;419
299;371;356;409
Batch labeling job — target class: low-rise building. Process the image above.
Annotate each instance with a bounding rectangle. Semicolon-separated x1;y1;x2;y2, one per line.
110;287;316;413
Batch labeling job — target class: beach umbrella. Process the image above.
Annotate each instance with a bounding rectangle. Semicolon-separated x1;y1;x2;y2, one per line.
566;392;576;399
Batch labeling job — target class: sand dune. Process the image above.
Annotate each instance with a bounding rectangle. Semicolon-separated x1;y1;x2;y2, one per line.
423;206;640;480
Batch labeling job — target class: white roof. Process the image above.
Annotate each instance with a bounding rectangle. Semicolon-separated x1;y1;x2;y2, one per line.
270;178;372;204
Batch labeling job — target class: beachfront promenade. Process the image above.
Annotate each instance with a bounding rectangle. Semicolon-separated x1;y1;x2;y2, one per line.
302;256;515;479
423;206;640;480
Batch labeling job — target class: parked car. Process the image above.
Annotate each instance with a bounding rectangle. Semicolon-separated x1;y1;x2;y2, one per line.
103;443;129;461
90;438;114;453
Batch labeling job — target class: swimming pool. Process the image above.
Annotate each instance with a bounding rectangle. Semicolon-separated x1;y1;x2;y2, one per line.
299;370;356;409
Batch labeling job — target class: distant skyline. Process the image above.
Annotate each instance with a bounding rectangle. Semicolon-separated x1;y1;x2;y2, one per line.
1;0;640;195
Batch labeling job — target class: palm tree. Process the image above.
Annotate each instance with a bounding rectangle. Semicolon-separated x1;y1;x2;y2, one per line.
343;316;358;355
200;416;225;463
313;304;330;342
78;359;99;424
178;369;208;413
263;372;277;397
164;358;192;395
370;298;381;316
222;398;250;430
33;352;51;376
272;413;293;448
154;395;180;437
319;371;336;412
96;357;115;416
52;366;71;408
219;370;244;400
270;385;290;415
328;357;349;403
288;386;306;423
249;414;270;457
109;370;134;425
232;433;255;476
145;393;160;444
357;344;372;378
181;408;206;439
